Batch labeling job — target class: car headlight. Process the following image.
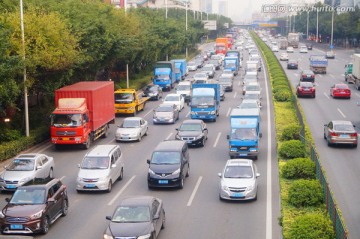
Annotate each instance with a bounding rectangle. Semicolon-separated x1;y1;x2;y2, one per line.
171;168;181;176
77;177;84;182
246;184;254;192
221;184;229;191
195;134;204;140
138;234;151;239
210;111;215;114
0;211;5;219
175;134;181;140
148;168;156;176
30;211;43;220
97;177;108;183
103;234;114;239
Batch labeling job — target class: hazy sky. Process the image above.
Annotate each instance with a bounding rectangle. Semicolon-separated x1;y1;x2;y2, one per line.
226;0;269;22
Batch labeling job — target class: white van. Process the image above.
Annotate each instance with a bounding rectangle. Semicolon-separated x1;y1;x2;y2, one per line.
176;81;192;102
76;145;124;193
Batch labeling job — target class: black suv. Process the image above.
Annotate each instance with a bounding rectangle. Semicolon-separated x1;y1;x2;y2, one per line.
0;178;68;234
175;119;208;147
147;140;190;189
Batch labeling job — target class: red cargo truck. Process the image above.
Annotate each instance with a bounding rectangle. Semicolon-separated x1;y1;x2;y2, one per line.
215;38;229;55
50;81;115;149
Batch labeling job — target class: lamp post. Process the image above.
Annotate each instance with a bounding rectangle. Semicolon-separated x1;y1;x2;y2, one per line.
330;8;334;48
20;0;29;137
124;0;129;88
316;8;319;43
306;11;309;40
293;14;296;32
165;0;168;19
185;0;188;58
289;15;292;33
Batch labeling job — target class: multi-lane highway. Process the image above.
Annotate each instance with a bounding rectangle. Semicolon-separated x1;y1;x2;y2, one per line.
0;42;282;239
273;44;360;238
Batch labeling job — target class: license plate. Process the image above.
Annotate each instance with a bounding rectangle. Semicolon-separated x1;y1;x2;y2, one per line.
85;184;96;188
6;185;16;189
239;154;247;156
10;224;23;230
199;115;206;118
158;180;168;184
340;134;350;138
122;137;130;139
307;75;311;77
62;137;69;141
304;89;310;91
186;140;192;143
232;193;244;198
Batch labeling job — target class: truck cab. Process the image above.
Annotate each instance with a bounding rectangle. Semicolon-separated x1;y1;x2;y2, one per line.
114;89;149;116
227;108;261;159
189;84;220;122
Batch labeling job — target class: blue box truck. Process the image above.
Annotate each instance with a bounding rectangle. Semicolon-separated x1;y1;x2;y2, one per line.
152;61;176;91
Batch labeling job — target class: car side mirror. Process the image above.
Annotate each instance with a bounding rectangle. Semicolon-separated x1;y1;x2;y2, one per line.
147;159;151;164
256;173;261;178
77;164;81;168
218;173;222;177
47;198;55;204
5;198;10;203
36;165;43;170
106;216;112;220
227;134;230;140
111;164;117;168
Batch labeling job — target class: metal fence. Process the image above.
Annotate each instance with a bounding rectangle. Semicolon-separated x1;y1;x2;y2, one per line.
293;96;348;239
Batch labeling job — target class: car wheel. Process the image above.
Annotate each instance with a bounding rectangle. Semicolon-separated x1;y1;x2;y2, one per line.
48;168;54;178
144;128;148;136
107;180;112;193
178;177;184;189
327;140;332;147
323;132;327;140
102;125;109;138
354;144;358;148
201;137;206;147
41;216;50;234
83;137;91;149
156;95;160;101
61;199;69;217
313;94;316;98
138;134;142;142
161;210;166;229
118;168;124;181
186;165;190;177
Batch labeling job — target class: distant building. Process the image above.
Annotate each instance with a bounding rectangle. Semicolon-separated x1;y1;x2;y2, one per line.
218;0;228;17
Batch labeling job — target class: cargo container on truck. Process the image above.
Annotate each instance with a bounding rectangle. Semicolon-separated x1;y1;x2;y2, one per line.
172;59;188;82
223;56;239;76
215;38;229;55
227;108;262;159
287;33;299;48
345;54;360;90
189;84;220;122
114;88;149;116
50;81;115;149
152;61;176;91
309;55;328;74
279;38;288;50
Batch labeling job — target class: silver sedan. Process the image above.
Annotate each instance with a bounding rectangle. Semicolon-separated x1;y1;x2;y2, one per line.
324;120;358;147
116;117;148;142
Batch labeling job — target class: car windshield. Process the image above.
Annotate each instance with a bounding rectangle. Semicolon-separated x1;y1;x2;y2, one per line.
165;95;179;101
146;86;158;92
156;106;173;112
244;94;260;100
112;206;150;223
219;78;232;83
151;152;181;164
246;85;260;91
122;120;140;128
7;159;35;171
194;73;207;78
179;124;202;131
203;67;213;71
239;102;258;109
10;188;46;205
115;93;134;103
191;96;215;107
224;165;253;178
230;128;257;140
177;85;190;91
51;113;82;127
81;156;110;169
334;124;354;131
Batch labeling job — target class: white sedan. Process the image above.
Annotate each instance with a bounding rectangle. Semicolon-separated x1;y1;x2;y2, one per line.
116;117;148;142
0;154;55;191
163;93;185;111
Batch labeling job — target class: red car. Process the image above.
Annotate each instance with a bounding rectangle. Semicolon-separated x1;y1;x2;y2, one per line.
296;82;316;98
330;84;351;99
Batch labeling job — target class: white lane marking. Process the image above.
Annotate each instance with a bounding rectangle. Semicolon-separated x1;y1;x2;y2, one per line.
60;176;66;181
166;133;173;140
186;110;190;118
213;132;222;148
263;60;273;239
226;107;231;117
324;92;330;99
317;74;323;78
187;176;203;206
108;175;136;206
329;74;335;79
144;109;153;118
234;92;238;99
355;93;360;98
337;108;346;118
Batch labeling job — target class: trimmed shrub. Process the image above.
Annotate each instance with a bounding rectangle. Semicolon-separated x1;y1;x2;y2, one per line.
0;129;22;142
272;81;288;88
288;213;335;239
274;89;292;102
272;85;289;94
288;179;323;207
281;124;301;140
278;140;306;159
282;158;315;179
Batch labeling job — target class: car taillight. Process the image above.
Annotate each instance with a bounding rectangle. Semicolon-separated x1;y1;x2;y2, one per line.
311;75;315;78
311;87;315;91
302;74;307;78
350;133;358;137
330;132;338;137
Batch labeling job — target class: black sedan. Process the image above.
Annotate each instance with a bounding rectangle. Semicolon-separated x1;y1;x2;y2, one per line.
300;69;315;82
287;59;298;69
175;119;208;147
104;196;166;239
306;44;313;50
143;85;163;100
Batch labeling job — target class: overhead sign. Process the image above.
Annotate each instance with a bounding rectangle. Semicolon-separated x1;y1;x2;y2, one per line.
203;20;217;30
252;21;278;28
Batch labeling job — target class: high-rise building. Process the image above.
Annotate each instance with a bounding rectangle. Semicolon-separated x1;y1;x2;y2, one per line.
218;0;228;17
200;0;212;13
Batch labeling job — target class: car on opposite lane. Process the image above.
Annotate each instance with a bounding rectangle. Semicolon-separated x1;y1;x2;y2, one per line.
330;83;351;99
175;119;208;147
153;104;179;124
296;82;316;98
115;117;149;142
218;159;260;201
103;196;165;239
324;120;358;147
0;154;55;192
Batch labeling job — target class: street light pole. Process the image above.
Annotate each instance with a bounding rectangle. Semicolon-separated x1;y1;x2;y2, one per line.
185;1;188;58
165;0;168;19
293;15;296;32
306;11;309;40
125;0;129;88
289;15;292;33
20;0;29;137
316;9;319;43
331;9;334;48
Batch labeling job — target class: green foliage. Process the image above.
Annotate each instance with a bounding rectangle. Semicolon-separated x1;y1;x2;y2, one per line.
0;128;22;142
282;158;315;179
279;140;306;159
288;179;323;207
281;124;302;141
274;89;292;102
288;213;335;239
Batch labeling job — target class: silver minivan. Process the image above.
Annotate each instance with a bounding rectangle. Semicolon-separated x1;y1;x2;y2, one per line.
76;145;124;193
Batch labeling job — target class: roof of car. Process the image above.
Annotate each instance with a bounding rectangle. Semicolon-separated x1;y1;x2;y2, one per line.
154;140;186;152
85;144;120;157
124;117;143;121
332;120;354;126
226;159;253;167
181;119;203;125
16;154;41;159
22;177;59;188
117;196;157;208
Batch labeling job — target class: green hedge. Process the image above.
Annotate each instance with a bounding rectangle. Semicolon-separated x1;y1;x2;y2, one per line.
282;158;316;179
281;124;302;141
288;179;324;207
279;140;306;159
